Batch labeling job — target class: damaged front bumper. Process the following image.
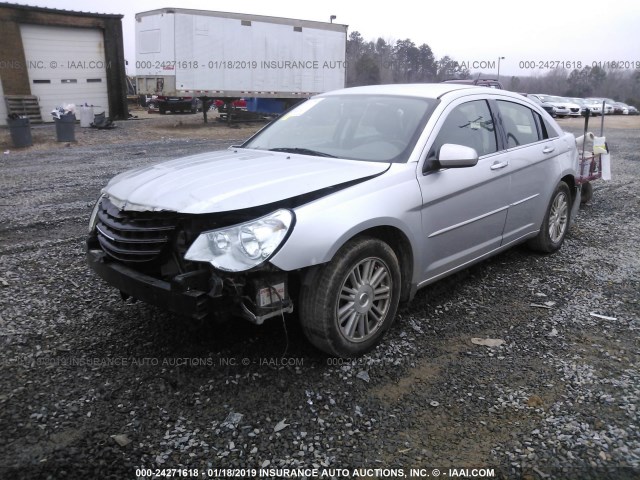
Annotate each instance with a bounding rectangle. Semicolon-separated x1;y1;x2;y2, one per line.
86;246;293;324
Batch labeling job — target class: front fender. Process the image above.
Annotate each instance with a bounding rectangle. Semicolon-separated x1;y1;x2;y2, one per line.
269;164;423;275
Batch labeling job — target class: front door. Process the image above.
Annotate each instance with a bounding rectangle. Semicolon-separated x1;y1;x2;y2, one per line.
417;99;511;282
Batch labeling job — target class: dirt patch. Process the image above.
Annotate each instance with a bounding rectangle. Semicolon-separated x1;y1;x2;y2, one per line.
372;340;467;404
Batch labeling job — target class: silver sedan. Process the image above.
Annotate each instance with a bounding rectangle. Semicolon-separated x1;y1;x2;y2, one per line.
87;84;580;357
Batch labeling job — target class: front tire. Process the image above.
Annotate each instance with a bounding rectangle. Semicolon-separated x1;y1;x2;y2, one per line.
528;181;571;253
299;237;401;357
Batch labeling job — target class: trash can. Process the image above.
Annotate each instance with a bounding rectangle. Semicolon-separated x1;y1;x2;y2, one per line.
54;113;76;142
79;106;94;128
93;111;106;126
8;116;33;148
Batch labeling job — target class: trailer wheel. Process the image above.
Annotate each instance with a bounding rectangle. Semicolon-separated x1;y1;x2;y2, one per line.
580;182;593;204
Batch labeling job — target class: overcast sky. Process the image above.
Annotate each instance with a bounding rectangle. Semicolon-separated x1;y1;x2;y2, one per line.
8;0;640;77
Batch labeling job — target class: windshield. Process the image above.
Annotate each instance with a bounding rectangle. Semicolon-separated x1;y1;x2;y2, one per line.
241;94;434;162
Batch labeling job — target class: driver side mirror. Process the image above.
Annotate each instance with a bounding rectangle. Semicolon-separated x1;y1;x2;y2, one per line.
437;143;479;168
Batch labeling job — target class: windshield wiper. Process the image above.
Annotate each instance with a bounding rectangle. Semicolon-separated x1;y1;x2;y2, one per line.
269;147;336;158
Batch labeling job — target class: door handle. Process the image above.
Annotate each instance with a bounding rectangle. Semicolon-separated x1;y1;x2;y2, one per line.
490;161;509;170
542;146;555;154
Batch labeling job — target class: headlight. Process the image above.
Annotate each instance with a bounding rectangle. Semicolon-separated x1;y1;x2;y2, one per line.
184;209;294;272
88;195;104;233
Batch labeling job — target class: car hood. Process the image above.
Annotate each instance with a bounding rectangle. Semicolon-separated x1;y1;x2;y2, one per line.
103;148;390;214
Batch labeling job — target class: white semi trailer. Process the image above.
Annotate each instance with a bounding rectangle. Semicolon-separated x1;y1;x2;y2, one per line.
135;8;347;116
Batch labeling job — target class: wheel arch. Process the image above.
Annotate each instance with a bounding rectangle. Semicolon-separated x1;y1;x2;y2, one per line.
358;226;414;303
299;225;414;304
561;174;577;204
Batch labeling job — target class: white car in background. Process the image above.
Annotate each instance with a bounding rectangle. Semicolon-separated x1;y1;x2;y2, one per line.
587;98;614;115
531;95;571;117
542;95;582;117
574;98;603;116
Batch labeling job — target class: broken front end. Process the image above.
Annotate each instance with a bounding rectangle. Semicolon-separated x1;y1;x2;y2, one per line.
86;197;294;324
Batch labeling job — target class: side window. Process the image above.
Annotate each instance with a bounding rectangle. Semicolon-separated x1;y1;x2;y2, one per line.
496;100;542;147
428;100;497;160
541;115;559;139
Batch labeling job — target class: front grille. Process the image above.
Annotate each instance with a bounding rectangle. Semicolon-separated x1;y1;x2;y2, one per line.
96;198;178;263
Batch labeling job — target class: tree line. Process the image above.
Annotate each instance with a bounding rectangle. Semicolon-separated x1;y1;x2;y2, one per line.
346;31;640;106
346;31;470;85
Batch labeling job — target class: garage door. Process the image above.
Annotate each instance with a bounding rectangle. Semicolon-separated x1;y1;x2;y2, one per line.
20;25;109;122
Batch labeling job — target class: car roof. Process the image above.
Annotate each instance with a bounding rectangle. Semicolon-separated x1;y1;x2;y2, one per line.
320;83;523;101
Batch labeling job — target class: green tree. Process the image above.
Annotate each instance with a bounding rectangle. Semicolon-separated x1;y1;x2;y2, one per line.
589;66;606;89
346;31;365;86
436;56;469;81
353;55;381;86
392;39;419;82
416;44;437;82
567;67;592;96
374;38;394;83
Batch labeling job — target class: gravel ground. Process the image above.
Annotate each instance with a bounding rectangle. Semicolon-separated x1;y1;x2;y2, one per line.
0;114;638;480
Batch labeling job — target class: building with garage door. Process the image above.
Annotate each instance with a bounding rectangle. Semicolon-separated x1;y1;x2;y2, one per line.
0;3;128;125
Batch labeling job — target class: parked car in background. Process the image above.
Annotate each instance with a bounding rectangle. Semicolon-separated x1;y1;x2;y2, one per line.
587;98;614;115
530;94;571;117
145;94;200;114
576;98;603;116
213;98;248;110
86;84;580;357
564;98;587;116
541;96;581;117
523;93;557;116
612;102;630;115
566;98;594;116
628;105;639;115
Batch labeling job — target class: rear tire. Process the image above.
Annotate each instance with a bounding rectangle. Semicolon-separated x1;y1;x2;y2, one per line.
299;237;401;357
528;181;571;253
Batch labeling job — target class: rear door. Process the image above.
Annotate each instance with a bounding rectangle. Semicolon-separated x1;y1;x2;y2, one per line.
494;100;563;245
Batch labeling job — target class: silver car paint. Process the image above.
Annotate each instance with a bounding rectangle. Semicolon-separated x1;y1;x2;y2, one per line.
500;134;576;243
269;162;424;272
270;88;578;293
100;84;578;297
102;150;389;213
